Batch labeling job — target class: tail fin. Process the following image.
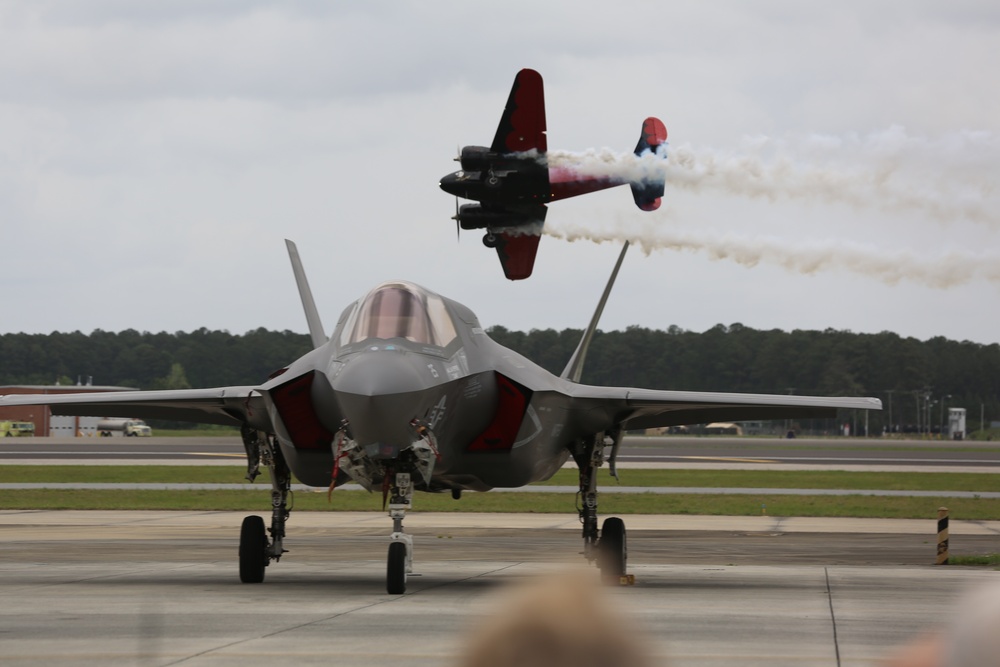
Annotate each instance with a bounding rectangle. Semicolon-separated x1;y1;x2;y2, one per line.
560;242;629;382
285;239;327;349
630;116;667;211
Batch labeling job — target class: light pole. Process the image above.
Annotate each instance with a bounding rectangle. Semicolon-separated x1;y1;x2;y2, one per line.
939;395;951;439
885;389;895;436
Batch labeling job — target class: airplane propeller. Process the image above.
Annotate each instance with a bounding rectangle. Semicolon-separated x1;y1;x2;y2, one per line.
452;198;461;241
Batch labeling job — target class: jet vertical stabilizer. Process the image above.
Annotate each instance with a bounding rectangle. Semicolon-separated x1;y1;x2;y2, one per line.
285;239;327;349
560;242;630;383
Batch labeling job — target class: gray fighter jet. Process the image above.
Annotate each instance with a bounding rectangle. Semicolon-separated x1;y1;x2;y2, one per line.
0;240;880;593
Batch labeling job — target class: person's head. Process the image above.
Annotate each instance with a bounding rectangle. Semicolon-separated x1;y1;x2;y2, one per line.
459;572;654;667
884;580;1000;667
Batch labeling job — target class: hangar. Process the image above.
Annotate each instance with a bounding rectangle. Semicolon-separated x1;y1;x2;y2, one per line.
0;384;135;436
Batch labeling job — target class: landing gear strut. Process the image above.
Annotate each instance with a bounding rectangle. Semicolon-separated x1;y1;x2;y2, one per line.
573;431;628;582
238;428;291;583
386;471;414;594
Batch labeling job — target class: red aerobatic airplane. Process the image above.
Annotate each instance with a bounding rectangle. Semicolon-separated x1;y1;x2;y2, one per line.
440;68;667;280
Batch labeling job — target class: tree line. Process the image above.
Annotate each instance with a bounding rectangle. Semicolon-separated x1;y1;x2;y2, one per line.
1;324;997;433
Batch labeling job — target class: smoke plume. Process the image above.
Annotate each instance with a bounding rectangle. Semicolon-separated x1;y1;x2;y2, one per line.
545;127;998;225
543;218;1000;289
545;147;668;184
664;127;999;226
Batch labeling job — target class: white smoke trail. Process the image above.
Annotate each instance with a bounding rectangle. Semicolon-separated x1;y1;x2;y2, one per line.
545;147;668;184
544;127;999;225
665;127;999;225
543;218;1000;289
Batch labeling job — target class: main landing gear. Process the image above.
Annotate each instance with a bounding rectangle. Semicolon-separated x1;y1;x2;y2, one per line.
573;431;630;584
238;426;290;583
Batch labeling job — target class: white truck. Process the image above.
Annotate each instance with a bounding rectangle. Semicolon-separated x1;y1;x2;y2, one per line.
96;418;152;437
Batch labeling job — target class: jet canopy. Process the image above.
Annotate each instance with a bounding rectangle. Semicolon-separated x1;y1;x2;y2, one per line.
339;281;459;348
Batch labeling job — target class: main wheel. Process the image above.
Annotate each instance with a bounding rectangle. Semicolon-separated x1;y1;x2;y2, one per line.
239;515;268;583
599;517;627;581
482;233;498;248
386;541;407;594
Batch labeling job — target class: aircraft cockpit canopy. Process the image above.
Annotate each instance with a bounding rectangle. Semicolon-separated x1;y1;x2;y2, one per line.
339;281;458;348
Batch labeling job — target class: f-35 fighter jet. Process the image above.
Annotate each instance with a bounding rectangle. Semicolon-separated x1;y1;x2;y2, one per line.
0;241;880;594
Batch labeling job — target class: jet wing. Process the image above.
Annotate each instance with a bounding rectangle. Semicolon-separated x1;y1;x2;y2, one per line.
565;384;881;431
0;386;268;428
491;68;547;154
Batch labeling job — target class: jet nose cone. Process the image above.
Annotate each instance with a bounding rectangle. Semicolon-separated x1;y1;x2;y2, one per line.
332;351;434;454
333;350;428;397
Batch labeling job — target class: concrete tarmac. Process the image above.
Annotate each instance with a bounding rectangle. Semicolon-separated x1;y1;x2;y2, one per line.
2;510;999;666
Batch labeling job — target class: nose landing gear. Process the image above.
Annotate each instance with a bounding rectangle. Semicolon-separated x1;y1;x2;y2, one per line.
386;471;414;595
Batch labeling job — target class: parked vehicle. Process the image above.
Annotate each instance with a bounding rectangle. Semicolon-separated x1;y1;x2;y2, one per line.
96;418;152;437
0;420;35;437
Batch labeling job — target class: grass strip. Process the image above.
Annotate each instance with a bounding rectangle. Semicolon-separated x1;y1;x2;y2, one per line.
2;489;999;519
948;554;1000;567
2;465;997;493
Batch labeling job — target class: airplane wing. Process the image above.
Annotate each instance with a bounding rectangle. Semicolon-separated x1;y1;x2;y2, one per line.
566;384;881;431
493;206;547;280
0;386;269;428
491;68;547;153
495;231;541;280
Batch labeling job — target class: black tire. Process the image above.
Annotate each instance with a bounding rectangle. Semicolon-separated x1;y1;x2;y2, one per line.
239;515;268;583
599;517;627;581
386;541;407;594
482;233;498;248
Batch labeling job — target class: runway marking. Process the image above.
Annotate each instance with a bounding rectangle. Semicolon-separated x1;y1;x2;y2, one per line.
186;452;245;459
677;456;781;464
621;454;1000;465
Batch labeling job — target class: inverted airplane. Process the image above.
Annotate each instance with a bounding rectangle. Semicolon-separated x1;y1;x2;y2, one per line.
440;68;667;280
0;241;880;594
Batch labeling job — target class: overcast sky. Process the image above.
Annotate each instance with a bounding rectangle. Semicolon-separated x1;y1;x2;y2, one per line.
2;1;998;345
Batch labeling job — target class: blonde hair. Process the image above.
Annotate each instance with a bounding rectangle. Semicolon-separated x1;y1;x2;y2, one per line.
459;572;653;667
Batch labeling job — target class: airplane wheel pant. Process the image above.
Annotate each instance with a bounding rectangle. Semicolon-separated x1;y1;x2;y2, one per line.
387;542;407;594
239;515;268;583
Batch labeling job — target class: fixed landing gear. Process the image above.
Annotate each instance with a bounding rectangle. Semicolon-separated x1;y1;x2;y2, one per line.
574;431;630;584
386;471;414;594
482;232;498;248
238;428;291;583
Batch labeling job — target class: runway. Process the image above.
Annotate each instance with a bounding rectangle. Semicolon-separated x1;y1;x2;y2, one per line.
2;510;998;666
4;435;1000;472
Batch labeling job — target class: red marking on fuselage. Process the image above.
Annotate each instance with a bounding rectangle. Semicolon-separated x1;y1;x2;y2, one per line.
547;167;626;203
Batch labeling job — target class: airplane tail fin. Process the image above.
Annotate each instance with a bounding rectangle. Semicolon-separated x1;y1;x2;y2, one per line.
285;239;328;349
560;242;629;382
630;116;667;212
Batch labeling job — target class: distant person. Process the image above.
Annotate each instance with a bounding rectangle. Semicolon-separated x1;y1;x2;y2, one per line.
882;580;1000;667
458;571;654;667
